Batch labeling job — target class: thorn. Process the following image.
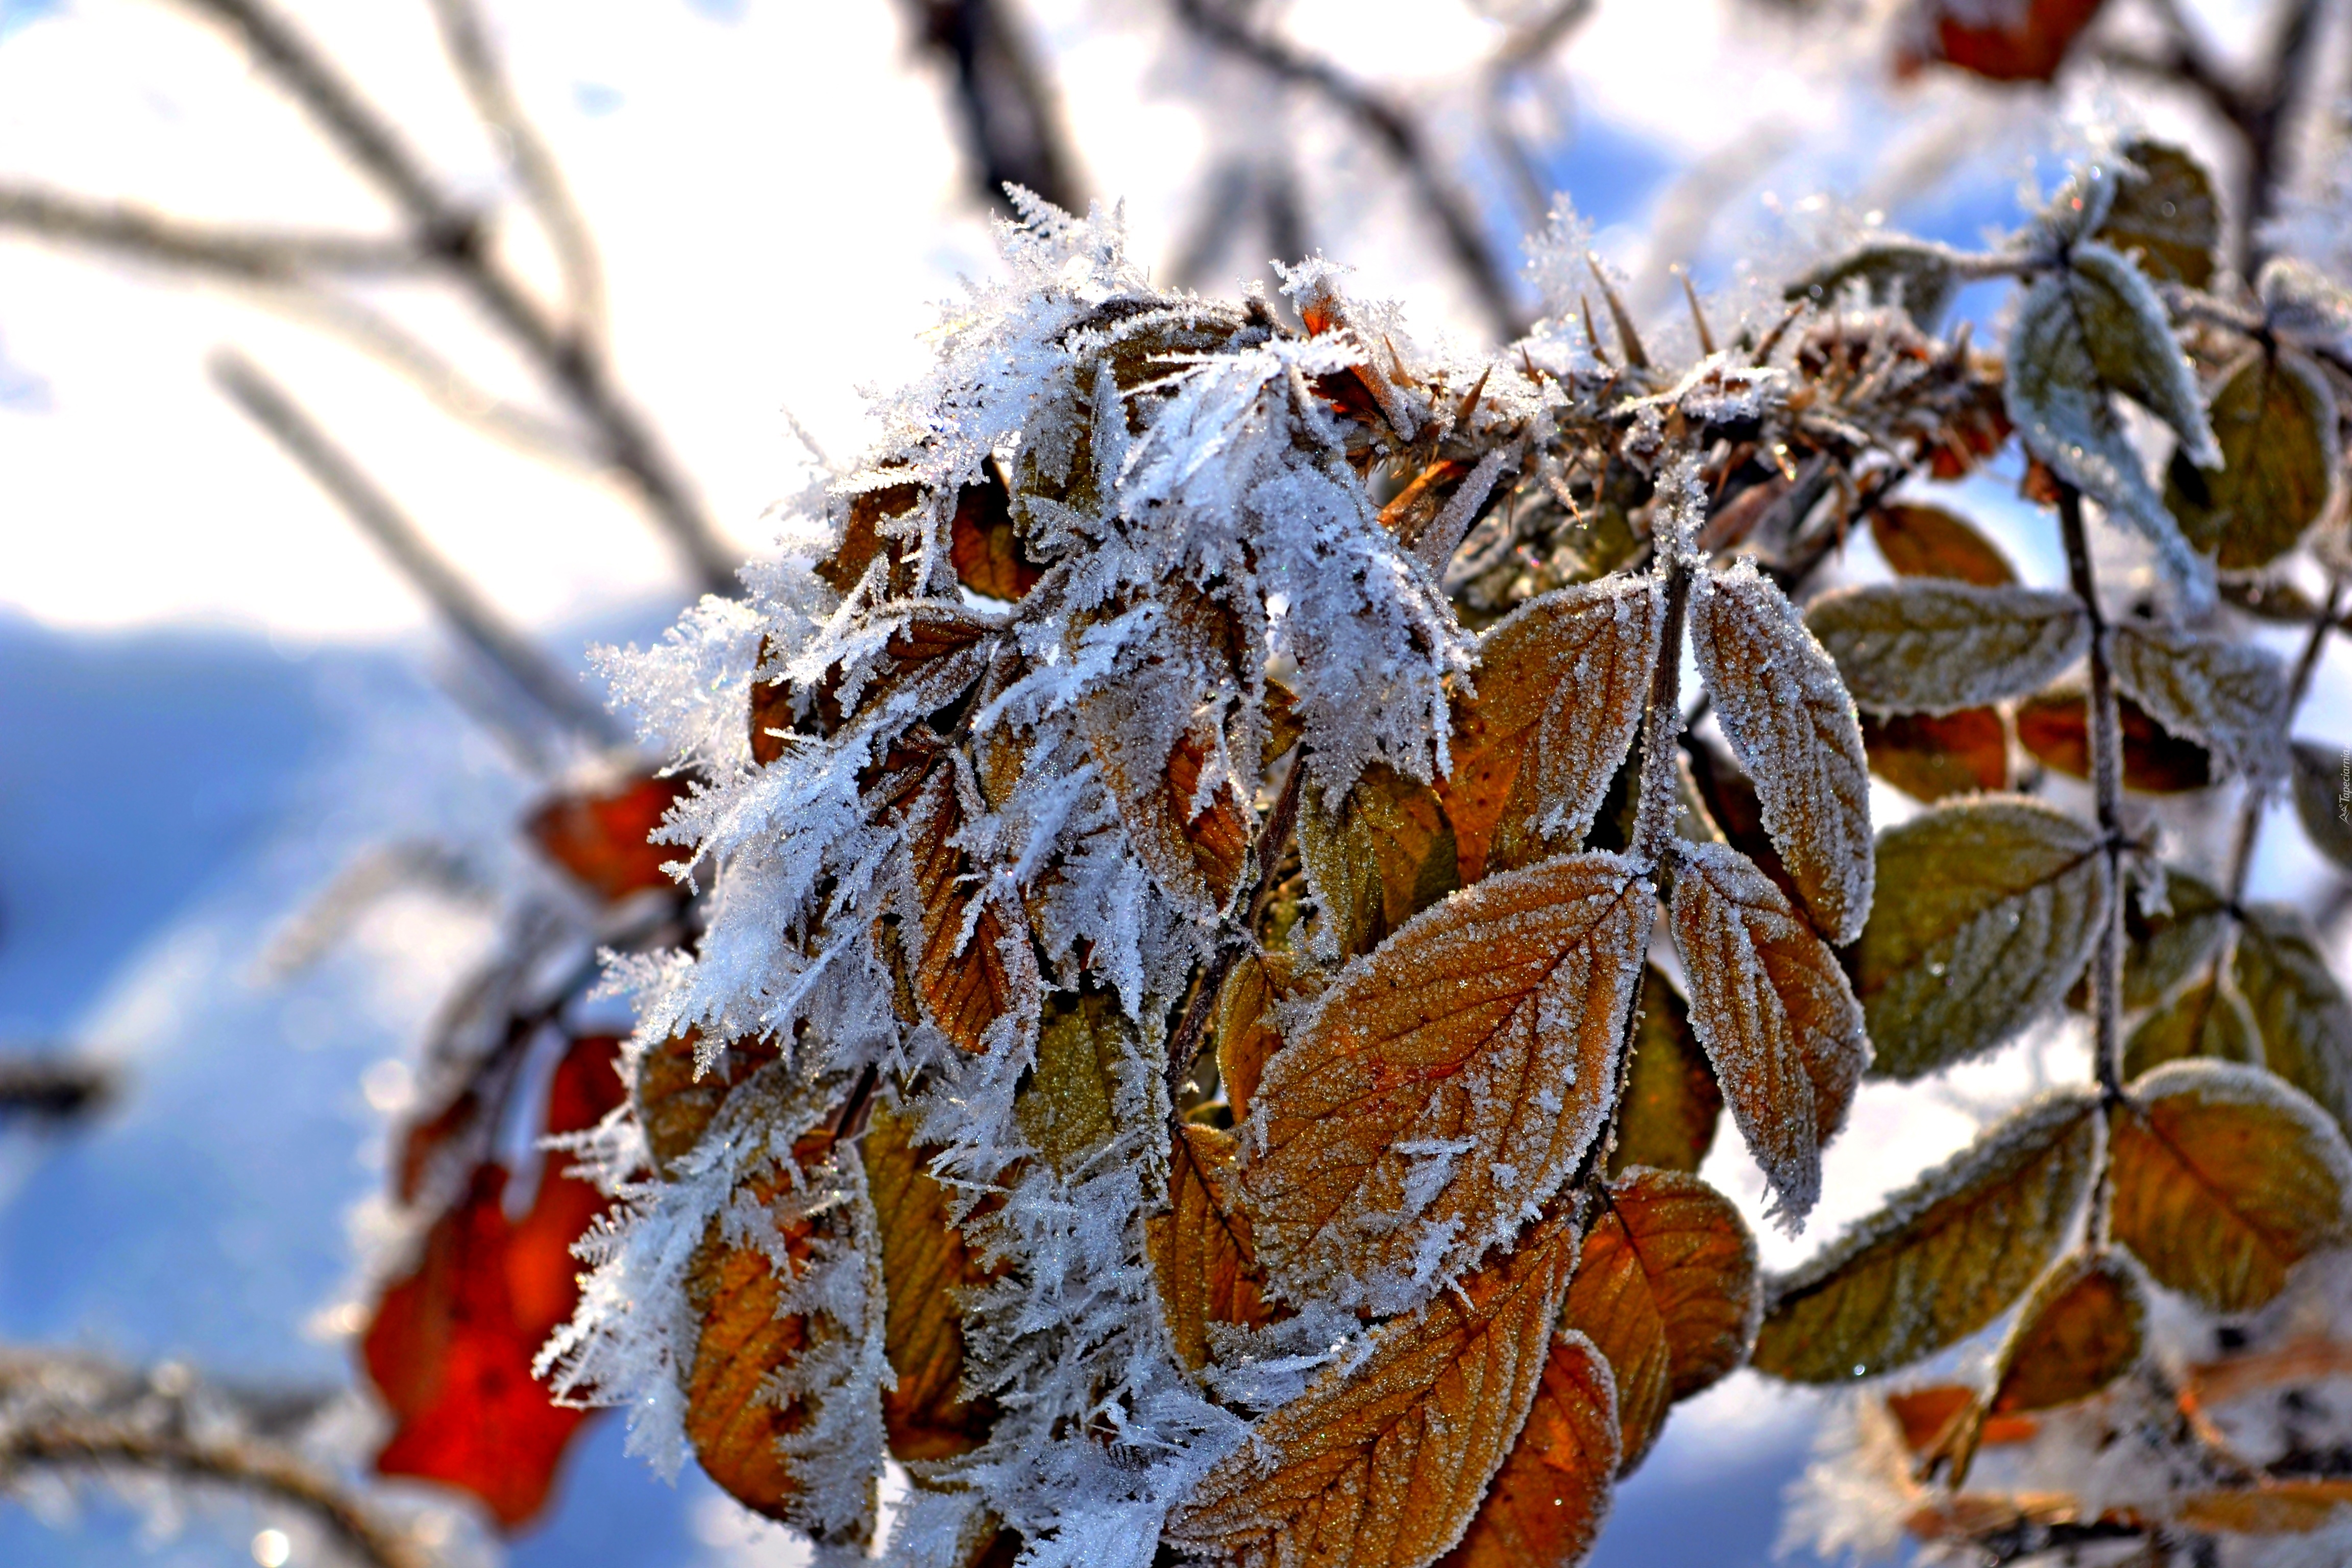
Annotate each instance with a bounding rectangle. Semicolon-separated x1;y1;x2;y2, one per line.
1518;346;1548;386
1586;252;1648;370
1751;297;1807;366
1579;294;1613;369
1454;364;1492;432
1384;334;1410;384
1675;266;1717;356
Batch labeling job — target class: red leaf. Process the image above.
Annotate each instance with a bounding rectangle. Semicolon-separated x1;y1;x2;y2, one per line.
528;774;693;902
1900;0;2109;84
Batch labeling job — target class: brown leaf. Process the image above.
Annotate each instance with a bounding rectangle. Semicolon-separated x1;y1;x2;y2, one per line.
1215;951;1298;1126
635;1030;782;1177
1300;762;1460;958
1861;708;2010;802
1147;1124;1278;1371
2121;976;2258;1080
865;1102;997;1462
1606;967;1721;1179
1986;1251;2145;1419
897;756;1023;1055
2109;620;2291;781
1563;1168;1758;1473
2109;1060;2352;1314
2166;346;2338;569
2234;903;2352;1144
2017;684;2213;792
1752;1091;2101;1382
948;466;1045;602
1670;842;1869;1226
1434;1329;1620;1568
1441;579;1665;884
1898;0;2108;85
2290;740;2352;875
2097;140;2220;288
528;774;693;902
1169;1209;1583;1568
1884;1386;2040;1457
2178;1480;2352;1535
817;604;999;736
1239;852;1653;1311
816;483;920;595
1869;503;2017;587
1689;561;1874;946
1082;699;1253;922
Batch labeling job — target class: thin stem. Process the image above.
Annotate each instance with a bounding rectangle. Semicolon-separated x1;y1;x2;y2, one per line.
210;350;625;747
2225;573;2344;907
0;185;421;278
1630;561;1692;869
2057;487;2127;1114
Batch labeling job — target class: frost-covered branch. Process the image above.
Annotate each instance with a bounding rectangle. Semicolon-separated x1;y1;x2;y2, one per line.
2056;485;2128;1110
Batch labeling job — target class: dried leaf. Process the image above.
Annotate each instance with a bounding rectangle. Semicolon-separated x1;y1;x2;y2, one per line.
1016;992;1131;1174
2110;1060;2352;1313
1806;582;2088;715
815;483;919;595
1854;797;2110;1080
1434;1329;1619;1568
2097;140;2221;288
1670;842;1870;1226
1861;708;2010;802
2123;976;2259;1079
1563;1168;1758;1472
1169;1209;1582;1568
1986;1251;2146;1417
528;774;692;902
1301;762;1461;959
1900;0;2108;82
1443;579;1667;884
1607;967;1722;1179
948;467;1045;602
2178;1480;2352;1535
1787;241;1963;330
1240;852;1653;1312
1868;504;2017;587
1216;950;1298;1126
865;1102;996;1461
2006;241;2219;598
2110;620;2291;781
1752;1091;2102;1383
2290;740;2352;874
636;1030;781;1177
1084;694;1253;920
2233;904;2352;1144
1690;560;1875;946
897;756;1022;1055
2165;347;2338;569
1148;1124;1277;1371
2016;683;2213;792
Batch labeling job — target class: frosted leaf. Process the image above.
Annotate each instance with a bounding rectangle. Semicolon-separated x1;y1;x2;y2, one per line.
2004;241;2220;608
2110;619;2292;781
1689;559;1875;946
1804;582;2090;716
2232;904;2352;1147
1669;841;1869;1230
1786;238;1967;330
2260;257;2352;362
1239;852;1653;1314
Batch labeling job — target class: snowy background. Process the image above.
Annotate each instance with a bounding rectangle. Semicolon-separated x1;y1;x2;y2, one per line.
3;0;2347;1563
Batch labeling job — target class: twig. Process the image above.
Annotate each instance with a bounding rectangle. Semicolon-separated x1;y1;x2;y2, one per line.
1630;560;1692;868
901;0;1085;215
0;1056;114;1124
1170;0;1529;340
2057;487;2127;1116
424;0;604;338
166;0;733;592
2223;573;2344;906
209;349;624;747
0;185;421;280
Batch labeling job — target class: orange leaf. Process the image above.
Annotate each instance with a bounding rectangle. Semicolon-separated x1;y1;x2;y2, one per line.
1900;0;2110;84
1214;951;1297;1125
528;774;692;902
1869;504;2018;587
1563;1168;1758;1473
1669;842;1868;1226
2109;1061;2352;1313
1147;1124;1278;1371
866;1102;998;1461
2178;1480;2352;1535
1606;967;1721;1179
1081;660;1254;919
2016;686;2213;793
1861;708;2010;802
895;754;1026;1054
1169;1209;1583;1567
814;483;921;595
1435;1329;1621;1568
635;1030;781;1176
1441;580;1664;884
1239;852;1653;1310
948;466;1044;602
1988;1251;2145;1417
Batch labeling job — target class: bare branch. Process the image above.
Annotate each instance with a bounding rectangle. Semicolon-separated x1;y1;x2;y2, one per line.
423;0;605;338
209;349;624;748
0;1056;114;1125
0;184;420;280
1170;0;1530;340
2057;487;2127;1119
901;0;1086;215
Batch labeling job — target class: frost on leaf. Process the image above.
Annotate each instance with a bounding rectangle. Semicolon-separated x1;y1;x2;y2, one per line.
1606;967;1721;1179
1237;852;1652;1313
2121;976;2258;1081
1669;841;1870;1229
1167;1208;1580;1568
1804;583;2088;716
1868;503;2017;587
864;1102;998;1461
2003;240;2221;605
1434;1329;1619;1568
1442;578;1666;883
2164;346;2339;570
2291;742;2352;876
1860;708;2010;803
2115;866;2232;1012
1299;762;1461;961
1148;1124;1278;1373
2096;140;2222;288
1751;1090;2102;1383
1215;951;1298;1126
1852;797;2110;1080
1689;559;1873;946
2110;1060;2352;1313
1562;1167;1758;1473
2109;619;2291;781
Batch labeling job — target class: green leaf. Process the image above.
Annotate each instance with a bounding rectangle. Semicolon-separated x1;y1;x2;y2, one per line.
2291;741;2352;875
2123;976;2259;1080
2096;140;2220;288
1751;1091;2102;1383
1787;239;1964;329
1806;582;2088;715
2165;347;2340;570
1854;797;2111;1080
2233;904;2352;1146
2006;240;2220;604
2122;869;2233;1011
